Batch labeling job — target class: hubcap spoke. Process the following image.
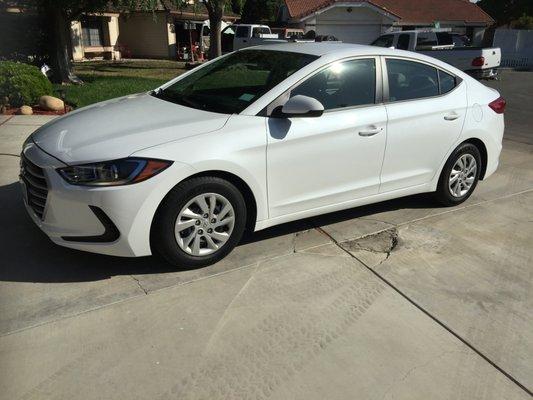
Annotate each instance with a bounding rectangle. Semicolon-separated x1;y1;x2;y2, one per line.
210;230;230;244
215;216;234;228
175;219;197;232
175;193;235;257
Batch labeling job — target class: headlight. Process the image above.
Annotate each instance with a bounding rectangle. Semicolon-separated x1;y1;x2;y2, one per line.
57;158;172;186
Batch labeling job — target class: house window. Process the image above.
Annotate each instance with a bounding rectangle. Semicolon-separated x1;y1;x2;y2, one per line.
82;17;104;47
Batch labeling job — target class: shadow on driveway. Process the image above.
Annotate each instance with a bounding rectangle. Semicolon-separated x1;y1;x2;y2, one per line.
1;182;437;284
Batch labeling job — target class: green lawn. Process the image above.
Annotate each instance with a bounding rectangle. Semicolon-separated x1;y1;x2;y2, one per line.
58;60;186;108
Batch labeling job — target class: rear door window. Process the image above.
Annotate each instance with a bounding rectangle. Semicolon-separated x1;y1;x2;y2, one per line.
396;34;410;50
235;26;249;38
372;35;394;48
415;32;438;50
386;59;439;101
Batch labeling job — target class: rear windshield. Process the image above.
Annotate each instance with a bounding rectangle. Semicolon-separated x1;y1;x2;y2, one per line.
152;50;319;114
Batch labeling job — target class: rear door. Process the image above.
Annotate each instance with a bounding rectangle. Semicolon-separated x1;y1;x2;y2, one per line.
379;57;467;192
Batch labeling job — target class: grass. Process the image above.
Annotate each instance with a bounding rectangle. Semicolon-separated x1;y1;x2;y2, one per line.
57;60;186;108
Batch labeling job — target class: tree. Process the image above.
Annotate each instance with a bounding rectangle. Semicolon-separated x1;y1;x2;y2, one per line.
202;0;229;59
477;0;533;27
240;0;283;24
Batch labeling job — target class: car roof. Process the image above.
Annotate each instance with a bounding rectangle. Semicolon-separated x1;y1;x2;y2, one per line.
242;42;396;57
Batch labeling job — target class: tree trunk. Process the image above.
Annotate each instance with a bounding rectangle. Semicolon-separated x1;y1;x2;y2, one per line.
46;6;72;83
207;3;224;59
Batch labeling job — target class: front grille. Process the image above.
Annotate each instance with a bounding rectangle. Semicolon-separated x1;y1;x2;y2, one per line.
20;152;49;220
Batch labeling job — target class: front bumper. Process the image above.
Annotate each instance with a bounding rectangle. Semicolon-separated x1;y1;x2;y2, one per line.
21;142;194;257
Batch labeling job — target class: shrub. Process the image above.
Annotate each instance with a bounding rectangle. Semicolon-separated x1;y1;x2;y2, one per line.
0;61;53;107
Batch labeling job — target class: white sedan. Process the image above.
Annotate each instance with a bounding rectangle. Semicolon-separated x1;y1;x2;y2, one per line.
21;43;505;267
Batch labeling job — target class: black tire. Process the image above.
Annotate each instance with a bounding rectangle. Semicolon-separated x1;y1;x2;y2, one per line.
151;177;247;268
434;142;482;206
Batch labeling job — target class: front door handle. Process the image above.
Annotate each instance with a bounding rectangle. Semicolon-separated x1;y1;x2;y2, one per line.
358;127;382;137
444;113;460;121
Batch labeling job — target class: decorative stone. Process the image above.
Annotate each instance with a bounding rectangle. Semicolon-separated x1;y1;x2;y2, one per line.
39;95;64;111
18;105;33;115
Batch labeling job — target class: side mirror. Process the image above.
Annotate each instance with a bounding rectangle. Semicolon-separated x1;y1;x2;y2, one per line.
279;95;324;118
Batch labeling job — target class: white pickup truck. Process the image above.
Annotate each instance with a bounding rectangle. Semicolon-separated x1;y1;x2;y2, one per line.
371;30;501;79
222;24;286;52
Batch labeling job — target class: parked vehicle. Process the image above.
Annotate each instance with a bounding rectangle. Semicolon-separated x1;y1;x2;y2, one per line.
271;27;305;40
224;24;285;52
21;43;505;267
371;30;501;79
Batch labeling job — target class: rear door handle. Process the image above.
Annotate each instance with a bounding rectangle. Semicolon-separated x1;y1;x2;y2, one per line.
358;127;382;137
444;113;460;121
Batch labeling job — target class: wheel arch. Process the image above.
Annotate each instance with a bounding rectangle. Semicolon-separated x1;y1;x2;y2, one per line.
150;169;259;240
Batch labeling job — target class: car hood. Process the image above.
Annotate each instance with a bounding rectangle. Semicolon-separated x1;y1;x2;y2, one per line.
32;93;231;164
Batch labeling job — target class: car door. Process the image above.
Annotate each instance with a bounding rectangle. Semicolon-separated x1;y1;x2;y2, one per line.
266;57;388;218
380;57;467;193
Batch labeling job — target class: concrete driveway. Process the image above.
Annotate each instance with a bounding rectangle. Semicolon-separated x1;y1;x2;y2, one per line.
0;70;531;399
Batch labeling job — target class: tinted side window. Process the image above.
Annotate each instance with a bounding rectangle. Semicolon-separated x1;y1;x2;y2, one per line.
439;70;456;94
436;32;453;46
252;27;270;37
397;34;410;50
372;35;394;48
386;59;439;101
235;26;249;38
291;59;376;110
415;32;438;50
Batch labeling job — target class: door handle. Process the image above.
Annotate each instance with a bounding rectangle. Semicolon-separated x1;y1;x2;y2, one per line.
358;127;382;137
444;113;460;121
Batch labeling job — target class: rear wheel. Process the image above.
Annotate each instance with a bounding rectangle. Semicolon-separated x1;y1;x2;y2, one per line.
434;143;481;206
152;177;247;268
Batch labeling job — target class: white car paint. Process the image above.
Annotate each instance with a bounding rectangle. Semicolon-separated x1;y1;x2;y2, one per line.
22;43;504;257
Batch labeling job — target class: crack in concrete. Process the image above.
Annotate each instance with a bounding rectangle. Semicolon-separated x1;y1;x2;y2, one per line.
341;228;399;265
130;275;149;295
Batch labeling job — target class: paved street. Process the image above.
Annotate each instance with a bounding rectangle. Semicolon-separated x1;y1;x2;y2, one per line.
0;70;532;399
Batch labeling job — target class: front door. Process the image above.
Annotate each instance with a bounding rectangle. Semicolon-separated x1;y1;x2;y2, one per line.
380;57;467;192
266;57;387;218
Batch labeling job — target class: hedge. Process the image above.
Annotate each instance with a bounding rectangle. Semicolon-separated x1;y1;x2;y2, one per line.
0;61;53;107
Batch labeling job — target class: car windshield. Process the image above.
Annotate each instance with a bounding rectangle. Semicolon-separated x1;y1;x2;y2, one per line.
152;50;319;114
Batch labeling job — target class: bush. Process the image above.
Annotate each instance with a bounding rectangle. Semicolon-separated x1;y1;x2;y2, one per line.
0;61;53;107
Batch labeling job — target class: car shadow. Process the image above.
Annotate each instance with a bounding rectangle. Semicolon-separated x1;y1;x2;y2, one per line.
0;182;437;284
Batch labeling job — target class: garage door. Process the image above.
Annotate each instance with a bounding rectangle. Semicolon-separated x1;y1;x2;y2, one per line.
317;24;382;45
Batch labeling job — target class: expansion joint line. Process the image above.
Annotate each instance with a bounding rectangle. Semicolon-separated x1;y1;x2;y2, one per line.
316;227;533;397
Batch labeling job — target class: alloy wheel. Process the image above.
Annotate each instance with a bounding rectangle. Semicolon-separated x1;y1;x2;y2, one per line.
448;154;477;198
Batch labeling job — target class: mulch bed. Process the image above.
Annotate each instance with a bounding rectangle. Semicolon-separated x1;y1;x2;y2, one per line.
2;106;72;116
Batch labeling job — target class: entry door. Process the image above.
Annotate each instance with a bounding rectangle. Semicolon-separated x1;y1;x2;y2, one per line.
266;58;387;218
380;57;468;193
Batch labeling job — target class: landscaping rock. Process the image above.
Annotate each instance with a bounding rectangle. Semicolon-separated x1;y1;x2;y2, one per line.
39;95;64;111
18;105;33;115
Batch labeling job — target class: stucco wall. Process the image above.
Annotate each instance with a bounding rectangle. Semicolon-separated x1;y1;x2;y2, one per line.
118;14;171;59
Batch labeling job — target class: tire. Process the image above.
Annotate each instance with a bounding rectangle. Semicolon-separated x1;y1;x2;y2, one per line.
152;177;247;268
434;142;482;206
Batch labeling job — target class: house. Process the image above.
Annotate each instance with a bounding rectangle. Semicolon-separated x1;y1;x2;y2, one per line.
280;0;494;45
70;2;239;61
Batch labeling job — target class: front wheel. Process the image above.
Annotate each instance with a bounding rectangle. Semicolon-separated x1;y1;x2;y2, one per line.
434;143;482;206
152;177;247;268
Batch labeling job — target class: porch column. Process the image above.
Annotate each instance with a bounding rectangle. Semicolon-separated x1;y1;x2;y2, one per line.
107;15;121;60
70;20;84;61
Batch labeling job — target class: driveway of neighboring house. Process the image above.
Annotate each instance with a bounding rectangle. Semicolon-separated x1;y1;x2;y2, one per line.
0;70;532;399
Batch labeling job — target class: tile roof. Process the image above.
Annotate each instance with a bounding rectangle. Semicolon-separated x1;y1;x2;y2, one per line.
284;0;494;24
